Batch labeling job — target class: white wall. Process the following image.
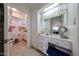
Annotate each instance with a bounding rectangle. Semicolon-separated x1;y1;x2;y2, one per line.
76;4;79;55
30;4;47;47
67;3;79;55
4;3;9;55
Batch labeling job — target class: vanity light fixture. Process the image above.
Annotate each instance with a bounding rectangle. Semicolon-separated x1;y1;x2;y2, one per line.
43;3;59;12
43;3;59;16
43;7;58;16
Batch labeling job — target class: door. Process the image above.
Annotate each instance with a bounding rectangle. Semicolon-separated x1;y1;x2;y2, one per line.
0;3;4;56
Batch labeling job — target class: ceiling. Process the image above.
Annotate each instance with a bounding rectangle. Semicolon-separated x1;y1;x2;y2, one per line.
8;3;48;13
9;3;47;8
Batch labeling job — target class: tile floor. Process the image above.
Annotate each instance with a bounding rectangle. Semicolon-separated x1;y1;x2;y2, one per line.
9;40;45;56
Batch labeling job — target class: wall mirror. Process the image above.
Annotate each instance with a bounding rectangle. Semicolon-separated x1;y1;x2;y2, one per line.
37;3;68;38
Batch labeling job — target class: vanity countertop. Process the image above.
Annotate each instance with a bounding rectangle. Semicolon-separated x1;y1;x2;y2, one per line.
39;33;72;42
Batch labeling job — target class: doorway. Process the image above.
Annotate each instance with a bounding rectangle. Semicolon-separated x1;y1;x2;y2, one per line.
7;6;28;55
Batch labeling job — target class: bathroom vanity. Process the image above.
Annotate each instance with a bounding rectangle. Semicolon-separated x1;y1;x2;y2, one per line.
37;34;72;55
35;3;73;56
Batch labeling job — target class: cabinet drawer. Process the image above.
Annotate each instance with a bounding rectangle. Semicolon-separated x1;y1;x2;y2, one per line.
42;47;48;54
49;38;72;50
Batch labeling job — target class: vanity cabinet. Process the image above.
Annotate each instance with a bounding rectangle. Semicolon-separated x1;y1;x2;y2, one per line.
41;36;48;55
48;37;72;50
36;34;72;55
37;34;48;55
37;34;42;50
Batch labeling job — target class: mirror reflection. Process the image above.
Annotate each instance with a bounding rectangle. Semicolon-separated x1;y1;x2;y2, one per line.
40;3;68;38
